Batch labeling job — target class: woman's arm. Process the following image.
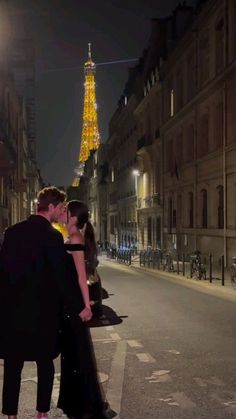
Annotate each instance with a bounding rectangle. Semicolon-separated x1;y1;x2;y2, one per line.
70;234;91;309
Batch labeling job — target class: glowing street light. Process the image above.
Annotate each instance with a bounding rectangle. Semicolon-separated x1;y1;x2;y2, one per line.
133;169;140;177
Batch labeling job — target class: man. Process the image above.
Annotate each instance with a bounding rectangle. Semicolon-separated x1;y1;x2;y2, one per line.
0;187;87;419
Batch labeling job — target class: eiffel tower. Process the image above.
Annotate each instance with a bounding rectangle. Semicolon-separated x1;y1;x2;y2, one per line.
72;43;100;186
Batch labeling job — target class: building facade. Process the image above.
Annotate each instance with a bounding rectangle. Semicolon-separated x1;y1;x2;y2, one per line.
0;2;41;234
162;0;236;266
79;0;236;266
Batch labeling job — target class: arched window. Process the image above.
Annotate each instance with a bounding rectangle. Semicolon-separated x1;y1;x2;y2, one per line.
217;185;224;229
201;189;208;228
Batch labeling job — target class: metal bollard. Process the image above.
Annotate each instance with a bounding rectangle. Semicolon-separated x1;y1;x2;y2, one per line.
182;253;185;276
221;255;224;286
209;254;212;283
177;254;179;275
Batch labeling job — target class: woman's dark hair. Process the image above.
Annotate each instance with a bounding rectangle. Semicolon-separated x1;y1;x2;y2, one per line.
67;200;89;229
84;221;97;273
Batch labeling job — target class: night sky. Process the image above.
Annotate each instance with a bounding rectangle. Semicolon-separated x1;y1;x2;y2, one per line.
11;0;196;185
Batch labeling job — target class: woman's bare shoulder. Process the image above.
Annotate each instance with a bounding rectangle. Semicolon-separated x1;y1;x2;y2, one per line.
69;232;84;245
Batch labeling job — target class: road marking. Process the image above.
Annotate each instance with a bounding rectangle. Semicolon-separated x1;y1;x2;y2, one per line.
136;353;155;363
171;392;196;409
21;377;37;383
146;370;172;383
93;337;119;342
127;340;143;348
106;326;114;331
167;349;180;355
193;376;224;387
51;373;61;405
110;333;121;340
224;401;236;406
106;340;127;419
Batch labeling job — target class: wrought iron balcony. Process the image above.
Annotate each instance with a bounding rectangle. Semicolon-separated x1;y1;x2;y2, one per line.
137;194;161;209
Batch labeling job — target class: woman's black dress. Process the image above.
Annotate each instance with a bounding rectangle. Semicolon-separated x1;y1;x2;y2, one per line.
57;243;108;419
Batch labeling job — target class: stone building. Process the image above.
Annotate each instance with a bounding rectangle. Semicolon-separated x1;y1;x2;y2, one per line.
161;0;236;266
79;0;236;266
0;1;40;233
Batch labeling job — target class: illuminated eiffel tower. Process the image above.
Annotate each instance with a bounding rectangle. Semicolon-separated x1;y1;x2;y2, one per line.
72;43;100;186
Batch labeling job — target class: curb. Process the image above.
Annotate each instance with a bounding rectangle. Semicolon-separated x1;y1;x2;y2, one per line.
101;257;236;303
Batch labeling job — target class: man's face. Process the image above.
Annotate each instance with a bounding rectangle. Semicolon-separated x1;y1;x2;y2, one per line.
49;202;66;223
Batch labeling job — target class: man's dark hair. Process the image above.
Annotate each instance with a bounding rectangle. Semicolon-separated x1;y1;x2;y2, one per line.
37;187;66;212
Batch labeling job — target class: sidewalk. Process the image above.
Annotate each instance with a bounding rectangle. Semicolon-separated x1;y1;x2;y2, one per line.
101;254;236;302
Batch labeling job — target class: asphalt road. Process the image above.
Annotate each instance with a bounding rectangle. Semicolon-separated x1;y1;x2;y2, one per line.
1;257;236;418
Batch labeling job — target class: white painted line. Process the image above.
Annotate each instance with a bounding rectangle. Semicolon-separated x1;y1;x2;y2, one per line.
127;340;143;348
110;333;121;341
167;349;180;355
106;326;114;331
106;340;127;419
146;370;172;383
136;353;155;363
171;392;196;409
93;338;117;342
21;377;37;383
52;380;60;405
51;373;61;406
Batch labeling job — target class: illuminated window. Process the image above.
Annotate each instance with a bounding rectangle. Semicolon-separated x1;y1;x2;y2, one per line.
171;89;174;117
111;168;115;182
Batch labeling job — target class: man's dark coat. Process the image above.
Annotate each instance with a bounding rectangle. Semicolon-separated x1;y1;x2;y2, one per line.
0;215;84;361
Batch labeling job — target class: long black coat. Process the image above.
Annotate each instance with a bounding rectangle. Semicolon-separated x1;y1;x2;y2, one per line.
0;215;85;361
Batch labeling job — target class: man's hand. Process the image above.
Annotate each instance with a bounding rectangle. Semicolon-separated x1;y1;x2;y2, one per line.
79;306;93;322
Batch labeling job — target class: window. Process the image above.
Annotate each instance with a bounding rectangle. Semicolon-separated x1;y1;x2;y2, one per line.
110;216;115;234
187;51;195;100
189;192;194;228
111;168;115;182
166;138;173;172
199;30;210;85
171;89;174;117
201;189;208;228
217;185;224;228
147;217;152;247
156;217;161;248
168;197;173;233
176;132;183;165
184;124;194;162
176;70;184;110
198;114;209;157
215;18;224;72
173;209;177;228
214;102;223;149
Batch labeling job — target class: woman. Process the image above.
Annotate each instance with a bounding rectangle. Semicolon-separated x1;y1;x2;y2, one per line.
57;200;108;419
84;221;103;316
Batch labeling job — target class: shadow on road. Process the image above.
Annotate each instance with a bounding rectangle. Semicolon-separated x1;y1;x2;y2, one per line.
88;304;127;328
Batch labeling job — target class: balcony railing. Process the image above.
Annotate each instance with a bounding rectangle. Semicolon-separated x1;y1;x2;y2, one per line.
137;194;161;209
